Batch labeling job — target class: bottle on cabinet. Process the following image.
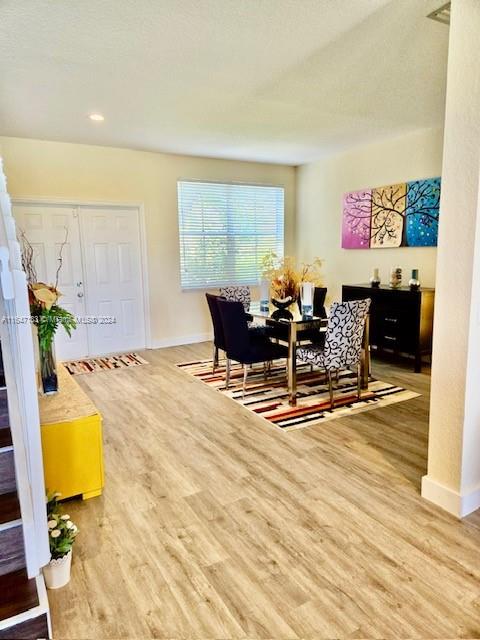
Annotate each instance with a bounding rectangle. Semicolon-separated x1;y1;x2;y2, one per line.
409;269;421;291
370;267;381;288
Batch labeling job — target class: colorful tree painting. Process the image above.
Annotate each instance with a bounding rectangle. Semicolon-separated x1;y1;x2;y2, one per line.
341;177;441;249
405;178;441;246
370;183;407;248
341;189;372;249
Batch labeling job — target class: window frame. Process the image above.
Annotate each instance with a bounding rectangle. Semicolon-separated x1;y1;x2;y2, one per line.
177;179;285;290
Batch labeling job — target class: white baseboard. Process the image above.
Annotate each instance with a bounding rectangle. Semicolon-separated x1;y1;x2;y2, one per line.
421;475;480;517
149;332;213;349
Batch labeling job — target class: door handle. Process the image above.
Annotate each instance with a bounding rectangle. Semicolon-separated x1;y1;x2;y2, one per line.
77;292;84;298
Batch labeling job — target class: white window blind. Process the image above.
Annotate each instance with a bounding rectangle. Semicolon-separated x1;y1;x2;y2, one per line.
177;180;284;289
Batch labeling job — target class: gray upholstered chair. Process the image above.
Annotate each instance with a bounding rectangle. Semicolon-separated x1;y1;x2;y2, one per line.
297;299;371;408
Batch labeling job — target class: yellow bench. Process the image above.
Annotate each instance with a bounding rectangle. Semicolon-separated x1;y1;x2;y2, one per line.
39;364;104;500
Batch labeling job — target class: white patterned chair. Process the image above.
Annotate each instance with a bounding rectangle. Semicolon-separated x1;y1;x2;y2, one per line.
297;299;371;408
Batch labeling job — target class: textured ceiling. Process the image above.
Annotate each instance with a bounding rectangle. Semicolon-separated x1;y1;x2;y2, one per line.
0;0;449;165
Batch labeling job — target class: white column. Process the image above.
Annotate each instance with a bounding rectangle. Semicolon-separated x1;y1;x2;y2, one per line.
422;0;480;517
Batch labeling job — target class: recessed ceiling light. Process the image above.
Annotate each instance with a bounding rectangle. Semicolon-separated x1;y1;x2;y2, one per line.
89;113;105;122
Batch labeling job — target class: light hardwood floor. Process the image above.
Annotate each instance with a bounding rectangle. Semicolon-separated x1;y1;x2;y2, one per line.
49;343;480;639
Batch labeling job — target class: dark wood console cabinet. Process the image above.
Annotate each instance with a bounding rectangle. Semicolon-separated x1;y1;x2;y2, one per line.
342;284;435;372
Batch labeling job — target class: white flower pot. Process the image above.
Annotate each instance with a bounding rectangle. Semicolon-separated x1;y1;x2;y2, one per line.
43;550;72;589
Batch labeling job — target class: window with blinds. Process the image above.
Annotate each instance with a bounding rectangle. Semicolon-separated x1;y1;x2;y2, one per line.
177;180;284;289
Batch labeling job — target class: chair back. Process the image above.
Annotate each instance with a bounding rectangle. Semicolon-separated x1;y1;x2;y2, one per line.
323;299;371;369
217;299;251;360
205;293;226;351
219;285;251;311
313;287;328;318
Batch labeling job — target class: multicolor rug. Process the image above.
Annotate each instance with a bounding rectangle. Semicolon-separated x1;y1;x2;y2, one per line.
176;359;420;431
64;353;148;376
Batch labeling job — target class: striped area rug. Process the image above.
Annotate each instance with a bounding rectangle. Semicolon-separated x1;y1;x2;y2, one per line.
176;359;420;431
64;353;148;376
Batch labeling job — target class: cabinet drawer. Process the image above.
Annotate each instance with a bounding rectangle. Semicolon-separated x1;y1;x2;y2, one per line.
374;289;418;311
376;312;417;350
378;333;399;348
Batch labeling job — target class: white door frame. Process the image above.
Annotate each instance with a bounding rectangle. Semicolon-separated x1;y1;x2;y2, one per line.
11;197;152;352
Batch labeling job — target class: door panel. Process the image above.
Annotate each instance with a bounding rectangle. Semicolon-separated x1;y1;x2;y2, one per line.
80;207;146;356
13;205;89;360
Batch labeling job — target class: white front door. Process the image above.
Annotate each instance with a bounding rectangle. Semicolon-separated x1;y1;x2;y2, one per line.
13;202;147;359
13;204;89;360
79;206;146;356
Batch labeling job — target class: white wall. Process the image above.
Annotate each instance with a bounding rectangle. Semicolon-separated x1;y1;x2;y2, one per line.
0;136;296;348
422;0;480;517
296;127;443;301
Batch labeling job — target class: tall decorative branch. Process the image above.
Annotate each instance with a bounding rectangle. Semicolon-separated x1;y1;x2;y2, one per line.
19;230;37;285
55;227;68;290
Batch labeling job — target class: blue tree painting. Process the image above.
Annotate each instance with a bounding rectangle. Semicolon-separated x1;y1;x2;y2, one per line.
405;178;441;246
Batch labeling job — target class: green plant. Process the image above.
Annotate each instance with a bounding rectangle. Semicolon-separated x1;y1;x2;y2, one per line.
46;492;79;559
33;302;77;353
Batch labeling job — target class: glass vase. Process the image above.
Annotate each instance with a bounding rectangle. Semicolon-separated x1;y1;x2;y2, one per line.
39;339;58;395
300;282;314;317
259;278;270;312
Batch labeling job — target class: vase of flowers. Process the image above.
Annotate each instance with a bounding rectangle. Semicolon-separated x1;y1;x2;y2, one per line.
43;492;79;589
261;252;323;320
29;283;76;394
21;231;76;395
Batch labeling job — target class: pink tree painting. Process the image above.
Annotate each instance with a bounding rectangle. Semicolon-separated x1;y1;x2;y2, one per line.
342;189;372;249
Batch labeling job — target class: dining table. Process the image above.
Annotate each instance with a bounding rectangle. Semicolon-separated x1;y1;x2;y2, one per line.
248;301;370;406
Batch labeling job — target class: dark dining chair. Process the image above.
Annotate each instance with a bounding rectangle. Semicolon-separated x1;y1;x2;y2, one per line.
217;299;288;395
296;299;371;409
220;284;265;333
313;287;328;318
219;285;251;311
206;292;269;373
298;286;328;344
205;293;226;373
297;286;327;317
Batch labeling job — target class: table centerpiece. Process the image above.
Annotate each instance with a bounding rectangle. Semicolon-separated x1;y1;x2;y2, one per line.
261;252;323;320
